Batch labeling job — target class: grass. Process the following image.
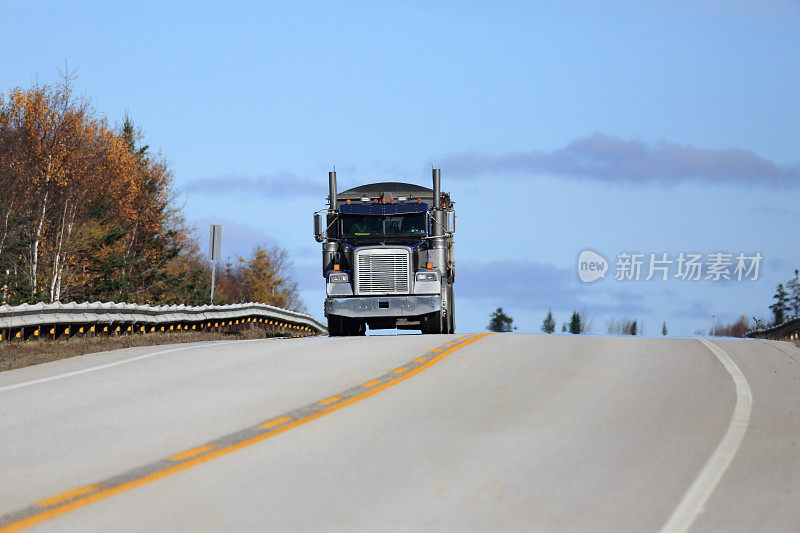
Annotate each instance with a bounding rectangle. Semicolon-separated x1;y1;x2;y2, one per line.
0;328;283;373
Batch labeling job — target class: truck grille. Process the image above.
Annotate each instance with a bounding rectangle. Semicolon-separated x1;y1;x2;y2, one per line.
355;248;411;295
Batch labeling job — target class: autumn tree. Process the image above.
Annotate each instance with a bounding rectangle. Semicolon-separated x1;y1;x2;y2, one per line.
241;247;285;306
160;239;213;306
1;76;307;314
0;77;185;305
209;245;306;312
714;316;750;338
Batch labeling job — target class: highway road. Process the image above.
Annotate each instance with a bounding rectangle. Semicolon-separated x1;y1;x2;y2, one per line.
0;333;798;532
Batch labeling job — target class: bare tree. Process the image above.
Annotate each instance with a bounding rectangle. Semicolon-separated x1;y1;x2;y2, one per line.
606;317;639;335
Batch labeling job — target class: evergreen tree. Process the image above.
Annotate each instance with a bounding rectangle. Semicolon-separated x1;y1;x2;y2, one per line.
569;311;582;334
661;321;668;336
787;269;800;319
488;307;516;332
562;323;567;333
631;320;638;336
770;283;789;325
541;309;555;334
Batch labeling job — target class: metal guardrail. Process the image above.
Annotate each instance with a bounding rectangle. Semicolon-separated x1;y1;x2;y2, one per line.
745;316;800;341
0;301;327;341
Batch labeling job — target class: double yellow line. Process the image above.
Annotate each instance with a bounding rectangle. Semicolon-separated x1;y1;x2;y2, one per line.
0;332;493;532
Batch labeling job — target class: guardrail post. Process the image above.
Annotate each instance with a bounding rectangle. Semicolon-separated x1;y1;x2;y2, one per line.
53;325;67;341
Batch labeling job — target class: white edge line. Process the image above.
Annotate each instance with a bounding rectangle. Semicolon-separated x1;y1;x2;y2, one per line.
660;338;753;533
0;338;265;393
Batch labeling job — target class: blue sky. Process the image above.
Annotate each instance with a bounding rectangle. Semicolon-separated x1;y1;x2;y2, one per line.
2;1;798;335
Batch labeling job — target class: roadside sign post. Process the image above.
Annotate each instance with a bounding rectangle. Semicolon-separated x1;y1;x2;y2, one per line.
209;225;222;304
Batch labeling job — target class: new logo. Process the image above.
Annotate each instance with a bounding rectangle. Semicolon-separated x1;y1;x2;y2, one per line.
578;250;608;283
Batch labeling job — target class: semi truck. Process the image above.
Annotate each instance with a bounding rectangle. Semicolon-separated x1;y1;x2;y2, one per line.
314;169;455;336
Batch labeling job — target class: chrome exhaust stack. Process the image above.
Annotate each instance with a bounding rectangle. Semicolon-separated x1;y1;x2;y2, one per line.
328;170;337;211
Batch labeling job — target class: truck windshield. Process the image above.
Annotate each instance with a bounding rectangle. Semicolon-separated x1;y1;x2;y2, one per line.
341;213;427;237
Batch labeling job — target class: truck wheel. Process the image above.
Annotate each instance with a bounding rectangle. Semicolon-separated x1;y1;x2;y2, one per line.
327;316;346;337
421;311;445;334
349;319;366;336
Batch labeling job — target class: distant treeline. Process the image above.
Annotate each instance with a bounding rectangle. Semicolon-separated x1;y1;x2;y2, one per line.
0;77;304;311
767;270;800;327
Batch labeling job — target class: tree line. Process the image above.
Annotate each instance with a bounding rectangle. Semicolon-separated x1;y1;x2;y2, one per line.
709;267;800;336
488;265;800;337
767;269;800;327
487;307;662;336
0;76;304;311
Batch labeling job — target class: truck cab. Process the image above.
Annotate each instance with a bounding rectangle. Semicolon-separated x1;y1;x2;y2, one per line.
314;169;455;336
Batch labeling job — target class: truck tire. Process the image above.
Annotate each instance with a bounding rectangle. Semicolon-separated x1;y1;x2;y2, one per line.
349;319;366;336
330;316;366;337
421;310;445;334
327;316;346;337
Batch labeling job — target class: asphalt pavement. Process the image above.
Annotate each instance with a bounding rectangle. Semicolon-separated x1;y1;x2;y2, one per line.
0;333;798;532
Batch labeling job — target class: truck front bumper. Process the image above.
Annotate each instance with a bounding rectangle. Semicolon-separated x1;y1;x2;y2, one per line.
325;295;441;319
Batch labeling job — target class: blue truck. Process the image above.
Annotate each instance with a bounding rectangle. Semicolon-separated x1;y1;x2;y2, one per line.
314;169;455;336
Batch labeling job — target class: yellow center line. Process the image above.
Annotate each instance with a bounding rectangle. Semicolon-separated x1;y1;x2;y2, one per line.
412;357;427;363
430;348;443;352
392;367;409;374
259;416;293;430
318;396;342;406
0;332;494;533
362;379;382;388
36;485;97;508
169;445;216;462
444;342;456;346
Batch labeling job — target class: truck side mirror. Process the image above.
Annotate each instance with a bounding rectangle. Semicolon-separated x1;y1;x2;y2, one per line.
314;212;326;242
446;210;456;235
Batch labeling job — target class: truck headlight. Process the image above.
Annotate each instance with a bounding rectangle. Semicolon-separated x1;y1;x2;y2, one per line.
329;273;350;283
415;272;437;282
